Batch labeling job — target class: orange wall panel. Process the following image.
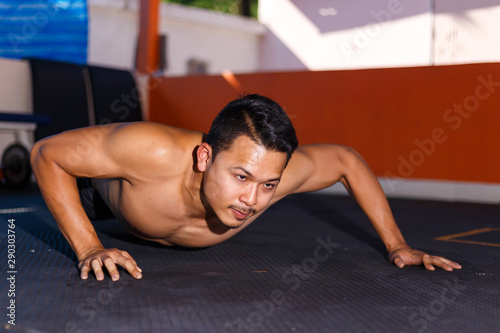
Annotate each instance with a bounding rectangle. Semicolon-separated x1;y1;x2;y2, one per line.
149;63;500;184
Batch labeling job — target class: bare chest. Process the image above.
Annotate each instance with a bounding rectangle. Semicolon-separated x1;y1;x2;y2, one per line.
94;178;238;246
113;179;188;236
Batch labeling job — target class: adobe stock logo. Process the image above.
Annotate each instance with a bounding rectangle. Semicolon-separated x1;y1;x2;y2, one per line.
383;74;500;191
401;277;467;333
58;274;130;333
225;235;340;333
340;0;407;61
8;1;60;52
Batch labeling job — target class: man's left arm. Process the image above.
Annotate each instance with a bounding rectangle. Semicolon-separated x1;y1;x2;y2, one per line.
282;144;461;271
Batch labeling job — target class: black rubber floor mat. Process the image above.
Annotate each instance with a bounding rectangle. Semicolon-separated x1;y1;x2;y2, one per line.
1;188;499;332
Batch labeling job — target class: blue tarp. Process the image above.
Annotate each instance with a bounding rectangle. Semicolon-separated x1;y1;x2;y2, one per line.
0;0;88;64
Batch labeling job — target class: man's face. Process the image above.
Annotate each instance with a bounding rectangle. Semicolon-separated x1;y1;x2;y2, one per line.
202;135;287;229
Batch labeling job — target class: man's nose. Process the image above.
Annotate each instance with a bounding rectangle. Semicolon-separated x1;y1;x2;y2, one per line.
240;184;258;206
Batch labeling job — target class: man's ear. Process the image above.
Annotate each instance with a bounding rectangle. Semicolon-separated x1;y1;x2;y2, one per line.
196;143;212;172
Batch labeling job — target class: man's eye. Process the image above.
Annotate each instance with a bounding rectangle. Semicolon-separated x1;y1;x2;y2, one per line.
264;183;275;189
237;175;246;181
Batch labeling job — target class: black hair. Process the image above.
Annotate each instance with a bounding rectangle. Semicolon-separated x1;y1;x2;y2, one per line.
205;94;298;164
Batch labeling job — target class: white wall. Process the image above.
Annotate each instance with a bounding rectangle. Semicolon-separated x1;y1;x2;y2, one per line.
0;58;32;114
159;3;265;76
433;0;500;65
87;0;265;76
87;0;139;70
258;0;500;71
259;0;434;71
0;58;35;156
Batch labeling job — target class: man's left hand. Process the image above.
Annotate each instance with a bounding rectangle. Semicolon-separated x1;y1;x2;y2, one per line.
388;247;462;271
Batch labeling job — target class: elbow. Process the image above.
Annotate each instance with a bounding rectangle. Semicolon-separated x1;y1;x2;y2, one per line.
345;146;363;159
339;146;364;166
30;140;48;176
30;141;41;168
336;146;370;179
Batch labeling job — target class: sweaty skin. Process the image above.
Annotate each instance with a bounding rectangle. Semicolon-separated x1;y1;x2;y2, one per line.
30;122;461;281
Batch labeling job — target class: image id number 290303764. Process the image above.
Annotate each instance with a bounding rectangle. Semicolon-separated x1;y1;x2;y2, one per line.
6;218;17;326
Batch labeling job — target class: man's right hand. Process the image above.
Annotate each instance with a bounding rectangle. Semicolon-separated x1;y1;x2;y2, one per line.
78;247;142;281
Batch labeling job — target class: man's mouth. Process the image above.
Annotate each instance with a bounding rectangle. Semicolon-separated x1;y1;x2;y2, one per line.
230;207;253;220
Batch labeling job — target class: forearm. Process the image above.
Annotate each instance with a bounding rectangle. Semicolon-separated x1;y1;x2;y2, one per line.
31;146;104;259
291;145;460;271
340;153;408;253
41;179;104;259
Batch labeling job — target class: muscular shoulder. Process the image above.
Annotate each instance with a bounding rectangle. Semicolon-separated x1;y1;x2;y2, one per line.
107;122;191;155
32;121;203;181
106;122;203;178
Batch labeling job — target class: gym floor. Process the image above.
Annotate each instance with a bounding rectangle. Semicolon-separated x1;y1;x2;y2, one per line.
1;184;499;333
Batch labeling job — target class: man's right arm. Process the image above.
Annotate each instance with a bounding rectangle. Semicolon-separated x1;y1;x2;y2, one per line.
30;123;143;281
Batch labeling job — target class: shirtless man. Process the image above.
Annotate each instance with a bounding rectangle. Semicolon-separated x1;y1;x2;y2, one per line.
30;94;461;281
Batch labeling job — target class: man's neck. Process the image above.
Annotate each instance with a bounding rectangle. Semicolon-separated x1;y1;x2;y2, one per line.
182;168;212;220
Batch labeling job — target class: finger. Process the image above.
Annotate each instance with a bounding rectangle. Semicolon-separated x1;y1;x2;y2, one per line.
80;262;90;280
424;263;436;271
430;257;462;271
393;257;405;268
437;257;462;270
434;259;452;271
115;256;142;279
421;255;436;271
103;257;120;281
119;250;134;262
120;250;142;272
90;258;105;281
